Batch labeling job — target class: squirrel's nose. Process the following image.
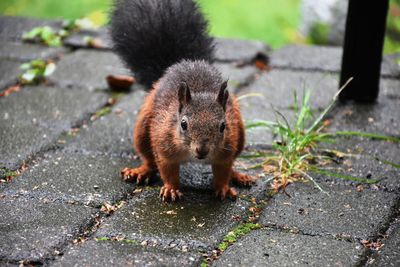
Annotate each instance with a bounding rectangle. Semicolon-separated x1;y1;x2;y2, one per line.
195;146;209;159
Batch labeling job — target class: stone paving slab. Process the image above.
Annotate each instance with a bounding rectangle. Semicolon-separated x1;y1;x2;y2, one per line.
0;85;109;169
60;31;270;64
270;45;400;78
213;228;364;267
0;41;68;62
52;240;199;267
317;155;399;193
0;195;97;263
329;97;400;137
240;69;338;110
1;152;136;207
381;78;400;99
63;28;112;50
214;62;258;92
371;218;400;266
271;45;342;73
51;49;131;91
260;182;398;240
96;190;256;251
214;38;270;63
0;123;57;171
64;90;146;156
0;59;21;90
0;16;62;42
381;53;400;78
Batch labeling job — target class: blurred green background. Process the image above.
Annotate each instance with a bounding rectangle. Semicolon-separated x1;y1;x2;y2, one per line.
0;0;399;53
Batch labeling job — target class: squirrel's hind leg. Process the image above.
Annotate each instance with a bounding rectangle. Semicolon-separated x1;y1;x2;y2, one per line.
231;171;257;187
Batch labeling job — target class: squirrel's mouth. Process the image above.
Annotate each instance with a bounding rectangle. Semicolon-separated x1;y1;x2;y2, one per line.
196;155;206;160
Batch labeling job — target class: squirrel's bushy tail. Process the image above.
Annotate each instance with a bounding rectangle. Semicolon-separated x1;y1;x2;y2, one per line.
110;0;214;87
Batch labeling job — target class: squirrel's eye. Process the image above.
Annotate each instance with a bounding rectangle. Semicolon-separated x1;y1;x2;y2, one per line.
219;122;225;133
181;119;188;131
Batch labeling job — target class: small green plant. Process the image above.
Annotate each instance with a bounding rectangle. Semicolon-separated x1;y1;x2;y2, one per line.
22;26;66;47
218;223;261;251
22;18;95;47
0;169;19;183
309;22;330;44
245;78;399;193
19;59;56;85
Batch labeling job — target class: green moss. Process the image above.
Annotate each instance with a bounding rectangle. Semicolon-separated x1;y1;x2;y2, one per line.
94;106;111;118
95;236;138;245
95;237;110;241
309;22;330;45
218;222;261;252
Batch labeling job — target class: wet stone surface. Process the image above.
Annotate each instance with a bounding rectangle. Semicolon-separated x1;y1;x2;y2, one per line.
271;45;400;78
53;240;200;267
370;218;400;267
319;137;400;192
96;190;255;251
63;27;112;50
381;78;400;99
1;152;136;207
381;53;400;79
214;38;270;63
64;90;146;156
214;228;364;267
270;45;342;73
214;62;259;92
0;86;108;169
0;16;62;42
0;195;96;262
51;49;131;91
239;69;338;110
0;59;21;90
0;41;68;62
329;97;400;137
260;182;398;240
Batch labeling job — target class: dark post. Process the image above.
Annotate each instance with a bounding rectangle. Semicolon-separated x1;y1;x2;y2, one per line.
339;0;389;103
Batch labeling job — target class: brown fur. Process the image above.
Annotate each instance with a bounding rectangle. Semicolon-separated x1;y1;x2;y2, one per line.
121;61;256;202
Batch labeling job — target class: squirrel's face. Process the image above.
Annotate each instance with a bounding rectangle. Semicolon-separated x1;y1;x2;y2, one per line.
177;81;229;161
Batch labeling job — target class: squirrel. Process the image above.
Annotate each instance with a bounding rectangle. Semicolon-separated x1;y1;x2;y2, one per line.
111;0;256;202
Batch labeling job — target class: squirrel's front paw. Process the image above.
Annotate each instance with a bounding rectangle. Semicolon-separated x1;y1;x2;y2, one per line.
159;185;183;202
215;185;237;200
121;166;154;185
232;171;257;187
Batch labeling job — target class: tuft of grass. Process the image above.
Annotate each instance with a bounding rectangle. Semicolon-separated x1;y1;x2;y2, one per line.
218;223;261;252
244;78;392;193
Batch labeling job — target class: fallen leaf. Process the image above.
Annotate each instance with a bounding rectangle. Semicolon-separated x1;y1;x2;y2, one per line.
166;210;177;215
0;85;21;97
263;164;277;173
106;74;135;91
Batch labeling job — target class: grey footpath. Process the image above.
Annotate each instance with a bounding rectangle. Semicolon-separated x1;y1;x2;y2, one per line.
0;15;400;266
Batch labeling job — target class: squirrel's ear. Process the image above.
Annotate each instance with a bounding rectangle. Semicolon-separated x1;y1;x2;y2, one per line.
217;80;229;111
178;82;191;112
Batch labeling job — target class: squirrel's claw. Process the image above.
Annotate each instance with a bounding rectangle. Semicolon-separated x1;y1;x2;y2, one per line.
215;186;237;200
232;172;257;187
160;186;183;202
121;167;153;185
